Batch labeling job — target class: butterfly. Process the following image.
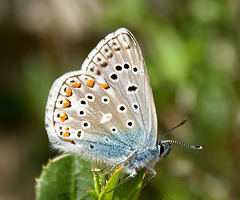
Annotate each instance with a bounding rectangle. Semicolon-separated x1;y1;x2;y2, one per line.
45;28;202;184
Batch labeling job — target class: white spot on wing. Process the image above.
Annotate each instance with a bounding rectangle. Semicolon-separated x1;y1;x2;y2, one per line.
101;113;112;124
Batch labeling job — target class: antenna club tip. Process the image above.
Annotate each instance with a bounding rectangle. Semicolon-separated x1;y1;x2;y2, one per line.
196;146;203;150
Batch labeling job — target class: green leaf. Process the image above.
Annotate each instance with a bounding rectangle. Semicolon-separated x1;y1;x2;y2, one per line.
87;166;124;200
101;166;124;199
113;169;146;200
87;190;98;200
36;154;146;200
36;154;93;200
88;166;146;200
92;167;102;195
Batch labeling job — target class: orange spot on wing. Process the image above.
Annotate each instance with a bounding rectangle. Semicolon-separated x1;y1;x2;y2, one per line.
63;132;70;137
72;82;81;88
65;127;69;131
87;80;95;87
66;140;74;144
100;83;109;89
66;88;72;97
62;99;70;108
60;113;68;122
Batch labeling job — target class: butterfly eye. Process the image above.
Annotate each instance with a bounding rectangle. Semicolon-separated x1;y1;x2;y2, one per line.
159;144;165;155
158;142;171;158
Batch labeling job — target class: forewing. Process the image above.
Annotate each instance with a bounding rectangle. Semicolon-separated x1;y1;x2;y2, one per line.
81;28;158;147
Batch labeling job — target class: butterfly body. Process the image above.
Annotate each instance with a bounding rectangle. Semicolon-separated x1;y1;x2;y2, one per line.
45;28;172;180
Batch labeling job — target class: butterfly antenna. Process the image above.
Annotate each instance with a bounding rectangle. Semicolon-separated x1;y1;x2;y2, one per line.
161;140;203;150
163;118;188;137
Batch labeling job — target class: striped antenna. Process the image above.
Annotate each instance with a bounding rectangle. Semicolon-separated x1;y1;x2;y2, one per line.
161;140;203;150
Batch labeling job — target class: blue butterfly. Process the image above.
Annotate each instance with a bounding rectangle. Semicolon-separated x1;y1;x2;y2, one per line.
45;28;202;184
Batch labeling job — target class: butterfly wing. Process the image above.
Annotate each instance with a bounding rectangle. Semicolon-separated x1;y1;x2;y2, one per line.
81;28;158;147
45;28;157;166
45;71;147;164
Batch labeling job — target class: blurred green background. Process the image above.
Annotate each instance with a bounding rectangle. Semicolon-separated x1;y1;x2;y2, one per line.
0;0;240;199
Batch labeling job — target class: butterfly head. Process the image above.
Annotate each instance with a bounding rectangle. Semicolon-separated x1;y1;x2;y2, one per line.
156;119;203;159
157;140;172;158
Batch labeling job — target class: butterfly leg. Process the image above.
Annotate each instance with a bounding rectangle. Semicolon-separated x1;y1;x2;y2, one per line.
107;169;137;193
91;166;108;172
123;169;137;182
111;152;137;171
142;167;156;188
